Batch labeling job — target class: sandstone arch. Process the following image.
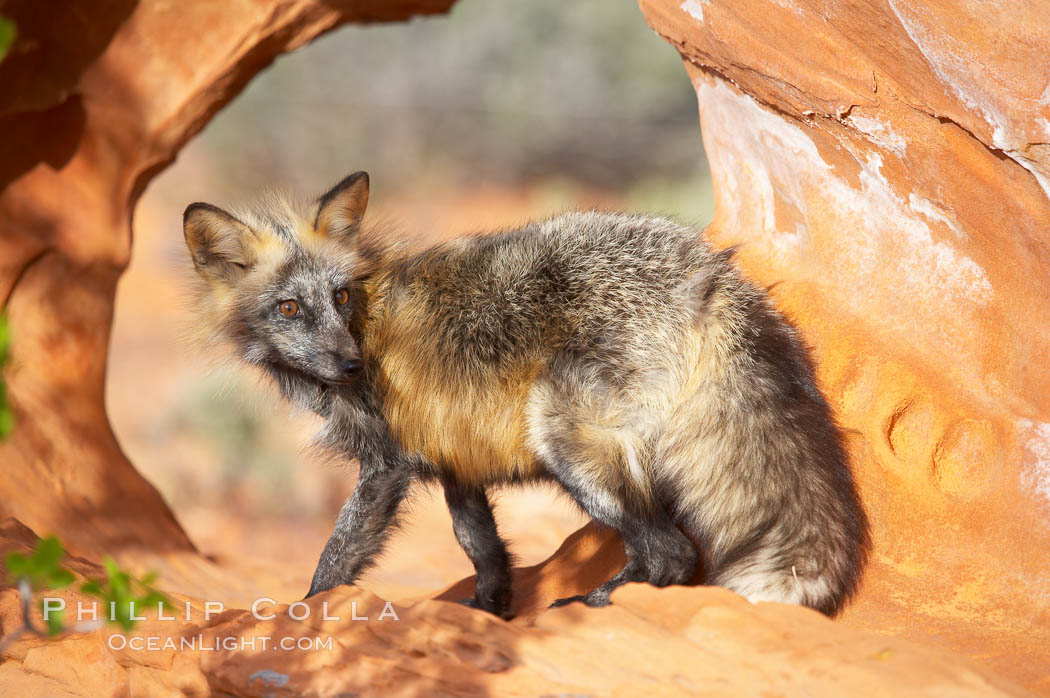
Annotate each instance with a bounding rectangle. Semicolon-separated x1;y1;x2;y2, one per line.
0;0;457;557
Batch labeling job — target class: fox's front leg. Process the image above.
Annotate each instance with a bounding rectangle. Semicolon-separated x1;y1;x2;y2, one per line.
443;480;514;619
306;463;410;597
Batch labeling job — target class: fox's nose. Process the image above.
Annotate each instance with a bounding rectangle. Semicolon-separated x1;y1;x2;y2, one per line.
340;357;363;378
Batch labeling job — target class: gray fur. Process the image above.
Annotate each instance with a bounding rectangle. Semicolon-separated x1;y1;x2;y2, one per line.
183;174;869;619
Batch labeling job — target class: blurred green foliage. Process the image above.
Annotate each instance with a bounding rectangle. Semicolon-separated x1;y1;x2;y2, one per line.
196;0;708;203
6;536;78;636
4;536;168;636
0;14;14;63
5;537;77;592
0;316;12;439
81;559;168;632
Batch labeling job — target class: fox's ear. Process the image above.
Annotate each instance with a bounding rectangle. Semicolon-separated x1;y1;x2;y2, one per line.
315;171;369;240
183;203;256;282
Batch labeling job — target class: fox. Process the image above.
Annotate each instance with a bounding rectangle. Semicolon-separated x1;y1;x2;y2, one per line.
182;171;869;619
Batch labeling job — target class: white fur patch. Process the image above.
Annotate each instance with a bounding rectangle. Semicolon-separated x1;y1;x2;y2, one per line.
720;553;832;607
622;438;646;486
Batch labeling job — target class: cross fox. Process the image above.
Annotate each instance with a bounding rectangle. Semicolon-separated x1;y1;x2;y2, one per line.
183;172;869;618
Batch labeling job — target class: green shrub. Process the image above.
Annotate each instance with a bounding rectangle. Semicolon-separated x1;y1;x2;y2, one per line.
4;536;168;638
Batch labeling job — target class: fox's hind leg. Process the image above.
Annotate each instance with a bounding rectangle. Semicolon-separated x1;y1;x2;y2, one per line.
544;463;698;607
527;358;697;607
442;479;514;619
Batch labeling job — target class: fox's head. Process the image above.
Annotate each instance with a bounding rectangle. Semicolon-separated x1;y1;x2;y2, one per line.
183;172;373;393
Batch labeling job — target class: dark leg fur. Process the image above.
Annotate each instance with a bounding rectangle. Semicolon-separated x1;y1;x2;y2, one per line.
306;464;410;597
547;465;698;608
443;480;514;619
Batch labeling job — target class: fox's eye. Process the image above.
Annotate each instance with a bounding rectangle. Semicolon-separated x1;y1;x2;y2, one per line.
334;288;349;306
278;300;299;317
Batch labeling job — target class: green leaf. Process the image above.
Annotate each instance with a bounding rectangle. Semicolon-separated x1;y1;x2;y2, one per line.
0;405;12;439
41;603;65;636
140;591;167;609
48;568;75;589
34;537;65;569
78;558;168;631
0;16;16;64
4;536;78;598
113;606;133;631
4;552;29;577
0;536;150;637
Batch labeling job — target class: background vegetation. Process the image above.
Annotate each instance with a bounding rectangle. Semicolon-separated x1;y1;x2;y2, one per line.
183;0;711;216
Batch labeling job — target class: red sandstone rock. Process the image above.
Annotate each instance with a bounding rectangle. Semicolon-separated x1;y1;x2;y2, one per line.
638;0;1050;693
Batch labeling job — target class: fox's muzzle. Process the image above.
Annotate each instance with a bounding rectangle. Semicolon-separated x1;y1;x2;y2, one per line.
321;347;363;385
340;357;363;380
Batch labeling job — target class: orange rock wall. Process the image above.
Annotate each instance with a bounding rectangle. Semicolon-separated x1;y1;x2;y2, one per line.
640;0;1050;691
0;0;456;558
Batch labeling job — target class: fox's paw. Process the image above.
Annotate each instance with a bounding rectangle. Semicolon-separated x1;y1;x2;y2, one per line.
456;595;513;620
550;590;612;609
549;594;586;609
